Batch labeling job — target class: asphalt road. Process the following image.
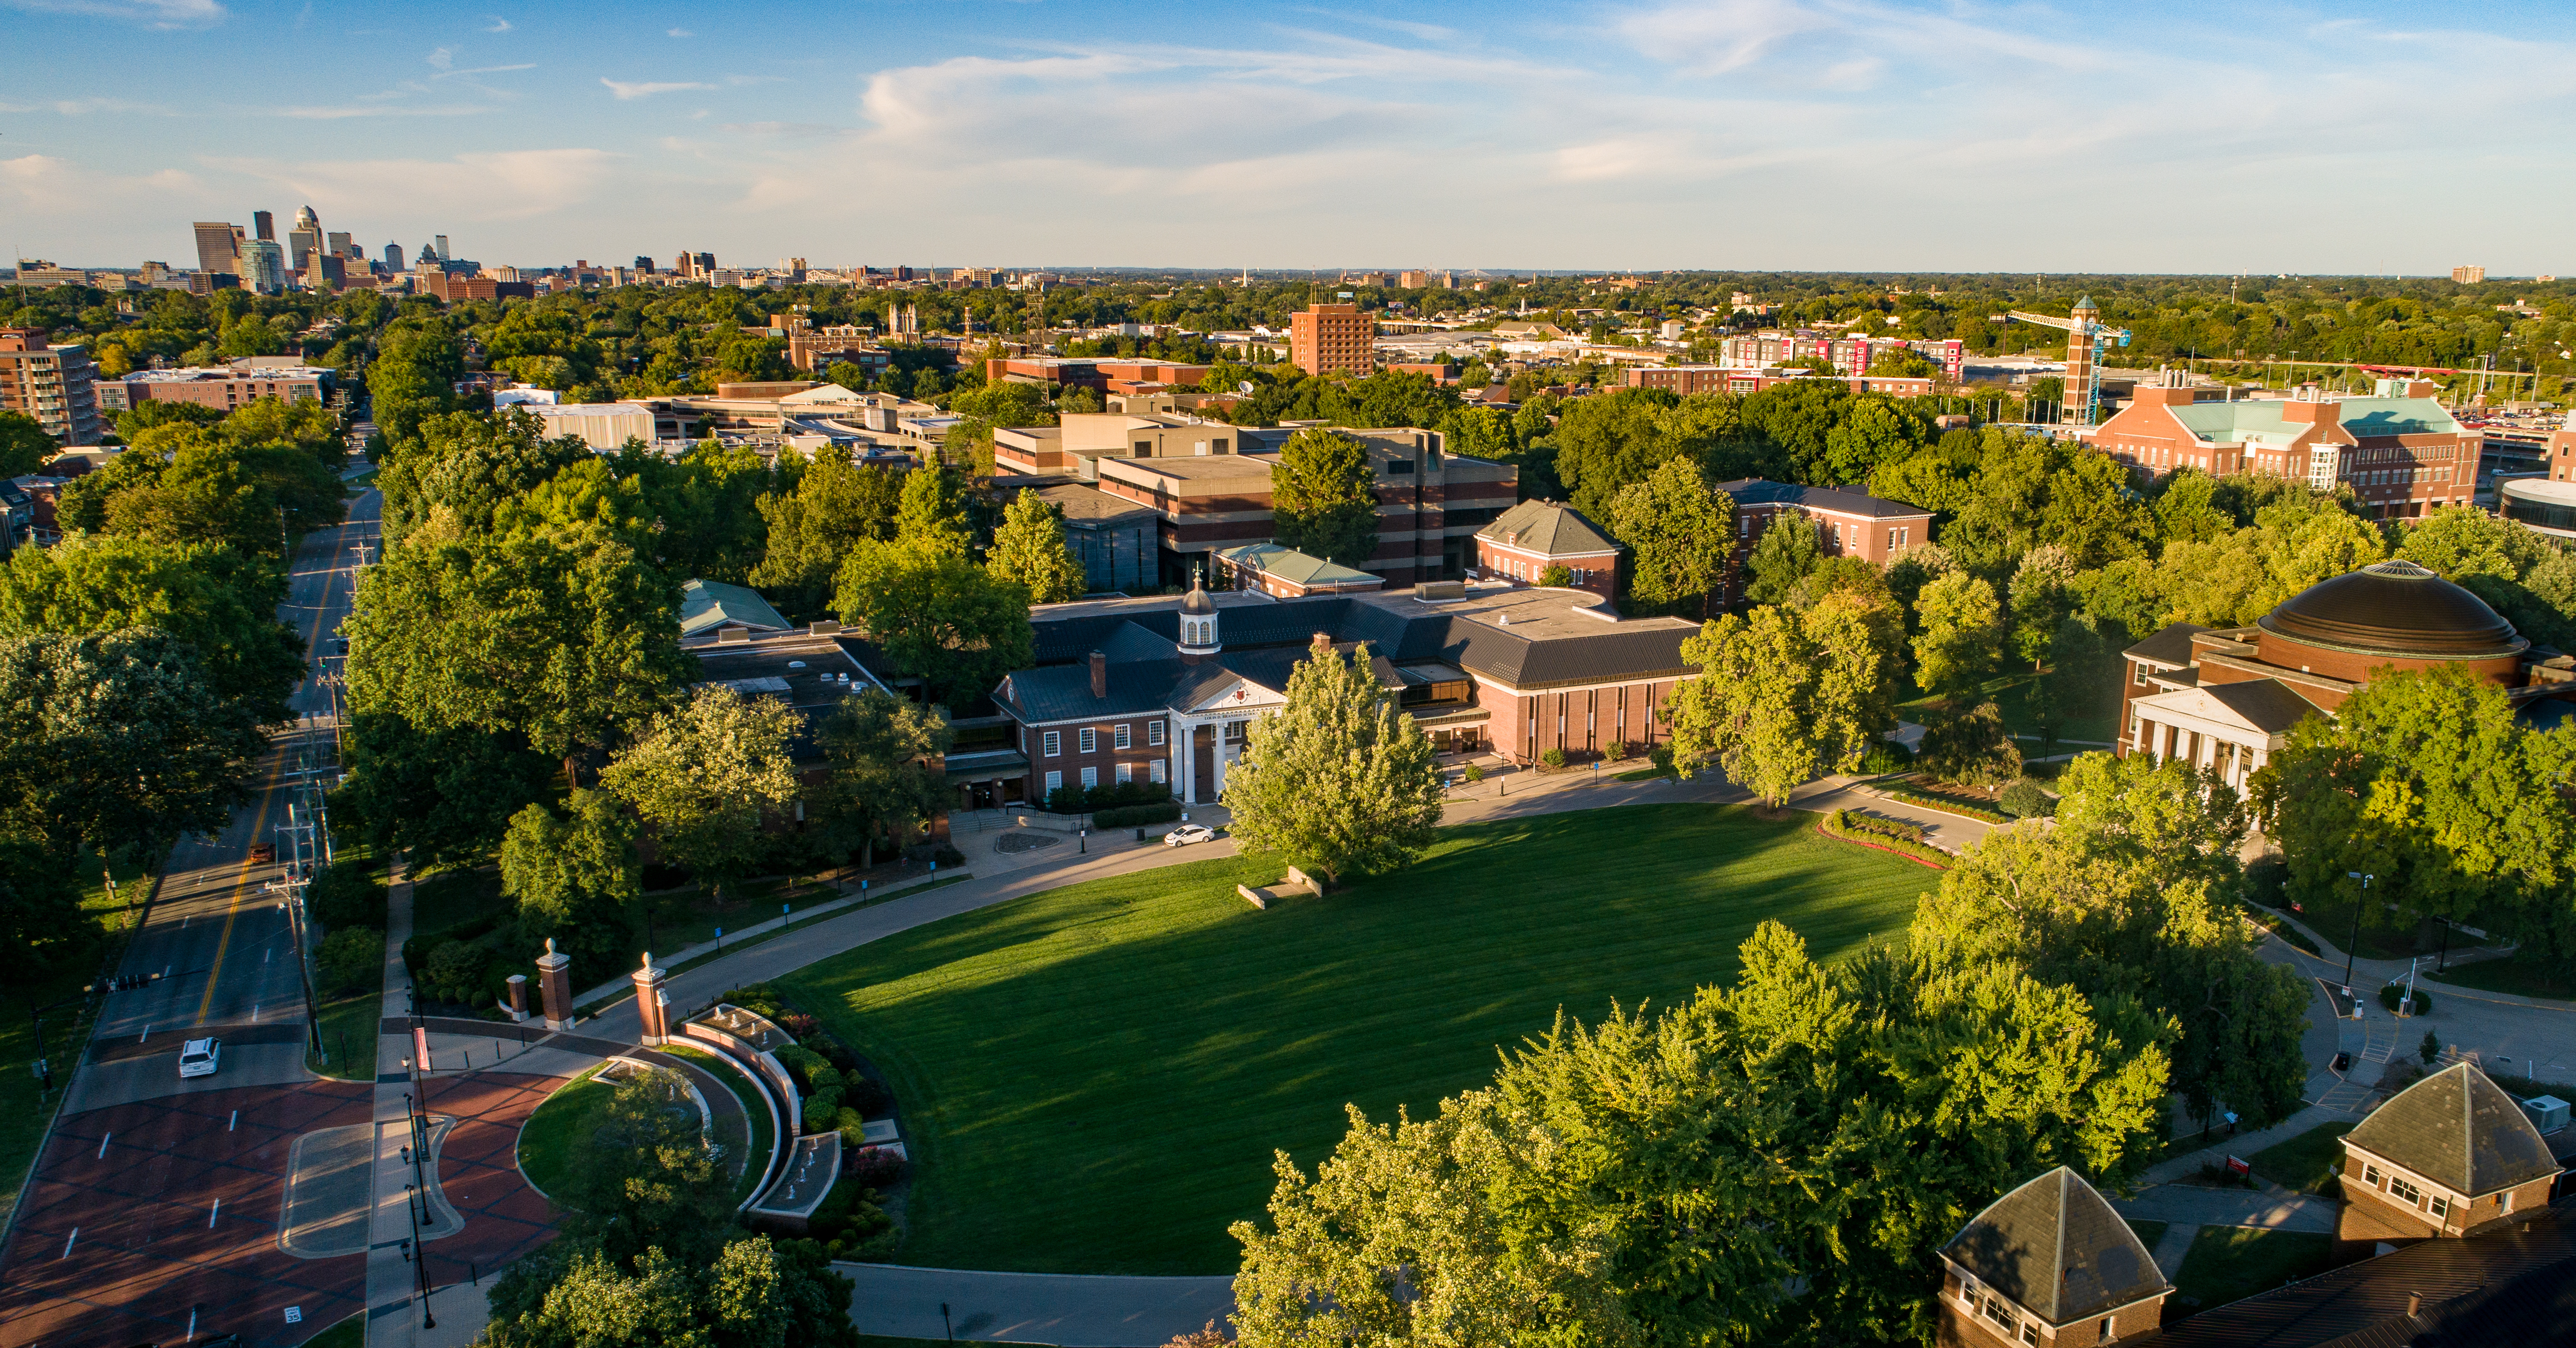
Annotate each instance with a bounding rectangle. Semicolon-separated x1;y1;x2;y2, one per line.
82;486;382;1096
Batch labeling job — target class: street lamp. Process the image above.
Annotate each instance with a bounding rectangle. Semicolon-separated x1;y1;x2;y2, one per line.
2343;870;2373;998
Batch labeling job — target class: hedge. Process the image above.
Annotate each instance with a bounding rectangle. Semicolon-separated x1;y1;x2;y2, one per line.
1882;786;2010;824
1094;802;1183;828
1040;781;1175;814
1820;809;1952;869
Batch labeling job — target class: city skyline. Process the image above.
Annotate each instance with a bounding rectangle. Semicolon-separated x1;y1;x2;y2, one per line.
2;0;2572;273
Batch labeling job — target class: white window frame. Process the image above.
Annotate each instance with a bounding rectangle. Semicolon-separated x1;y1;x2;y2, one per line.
1114;723;1132;750
1078;727;1098;754
1044;770;1062;795
1149;759;1167;784
1148;719;1166;746
1080;766;1099;789
1042;730;1062;758
1116;762;1134;785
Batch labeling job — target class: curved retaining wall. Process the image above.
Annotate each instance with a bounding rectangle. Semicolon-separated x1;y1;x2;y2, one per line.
678;1021;795;1209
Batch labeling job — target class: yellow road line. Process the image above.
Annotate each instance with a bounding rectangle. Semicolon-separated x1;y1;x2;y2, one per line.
192;516;354;1025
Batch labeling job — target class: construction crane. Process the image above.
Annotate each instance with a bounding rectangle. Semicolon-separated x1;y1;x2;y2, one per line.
2006;297;2131;426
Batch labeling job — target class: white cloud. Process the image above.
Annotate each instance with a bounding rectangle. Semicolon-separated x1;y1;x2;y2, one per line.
485;14;510;32
603;78;717;100
208;148;620;223
426;45;452;71
0;154;204;218
666;26;690;37
1;0;224;27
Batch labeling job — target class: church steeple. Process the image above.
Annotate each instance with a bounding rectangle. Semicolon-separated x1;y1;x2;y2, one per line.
1177;566;1220;664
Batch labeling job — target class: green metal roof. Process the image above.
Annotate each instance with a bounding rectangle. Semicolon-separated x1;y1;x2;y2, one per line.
1475;499;1620;556
679;577;792;637
1216;542;1380;589
2162;395;2460;447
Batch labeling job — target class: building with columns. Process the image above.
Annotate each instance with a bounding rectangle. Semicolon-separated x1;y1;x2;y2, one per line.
994;575;1701;807
2118;560;2575;786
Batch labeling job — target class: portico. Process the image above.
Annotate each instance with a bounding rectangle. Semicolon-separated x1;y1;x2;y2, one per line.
2123;680;2311;792
1170;675;1282;805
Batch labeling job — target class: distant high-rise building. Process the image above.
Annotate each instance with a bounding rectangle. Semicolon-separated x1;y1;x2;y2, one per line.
192;222;245;277
634;255;653;273
384;242;406;272
287;205;322;272
239;239;286;295
417;241;440;265
2452;265;2486;284
0;327;104;447
1290;302;1373;376
326;231;354;259
434;235;450;261
253;210;275;241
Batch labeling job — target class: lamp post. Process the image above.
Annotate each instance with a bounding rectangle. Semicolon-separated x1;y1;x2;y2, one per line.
2343;870;2372;999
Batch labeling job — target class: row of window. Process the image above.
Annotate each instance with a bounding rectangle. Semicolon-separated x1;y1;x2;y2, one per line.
2359;1159;2494;1221
1040;722;1169;757
1041;760;1169;794
2357;466;2453;488
1495;557;1596;586
1742;510;1911;550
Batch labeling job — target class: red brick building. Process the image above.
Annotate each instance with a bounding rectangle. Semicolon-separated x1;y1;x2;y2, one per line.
1714;479;1935;604
1627;366;1934;399
1935;1167;2171;1348
1214;542;1385;598
2335;1062;2564;1251
1289;303;1372;376
1471;499;1620;601
2117;560;2574;791
2093;372;2479;520
984;356;1212;392
119;362;332;413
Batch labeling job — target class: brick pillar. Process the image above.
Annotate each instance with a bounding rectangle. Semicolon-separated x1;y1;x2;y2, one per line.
634;953;670;1046
536;939;573;1030
505;974;528;1022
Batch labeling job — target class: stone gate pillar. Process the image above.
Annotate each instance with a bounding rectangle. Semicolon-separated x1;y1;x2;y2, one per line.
536;938;573;1030
634;953;671;1046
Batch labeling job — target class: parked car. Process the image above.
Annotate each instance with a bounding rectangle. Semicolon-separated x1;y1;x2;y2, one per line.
178;1038;221;1079
247;842;276;864
1163;824;1215;848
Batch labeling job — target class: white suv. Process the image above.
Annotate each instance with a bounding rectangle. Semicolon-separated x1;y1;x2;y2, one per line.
178;1038;221;1079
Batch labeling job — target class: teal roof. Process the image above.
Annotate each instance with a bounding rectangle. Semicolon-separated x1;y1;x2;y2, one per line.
679;578;791;637
1476;499;1620;556
1216;543;1380;589
2162;395;2459;447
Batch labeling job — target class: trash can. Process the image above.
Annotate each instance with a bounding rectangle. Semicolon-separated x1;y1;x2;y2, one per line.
1135;828;1148;842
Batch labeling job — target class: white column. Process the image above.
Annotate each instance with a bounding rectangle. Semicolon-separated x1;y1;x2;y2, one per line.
1178;719;1196;805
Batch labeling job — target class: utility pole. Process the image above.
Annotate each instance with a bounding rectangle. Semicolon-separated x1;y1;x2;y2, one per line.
2342;871;2373;1000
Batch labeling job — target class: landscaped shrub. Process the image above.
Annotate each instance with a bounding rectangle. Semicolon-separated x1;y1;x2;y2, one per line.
1859;740;1912;776
773;1045;831;1090
1540;747;1567;769
307;862;387;931
1041;780;1173;814
2420;1031;2442;1066
840;1074;892;1117
1093;802;1183;828
1998;780;2054;819
1603;739;1628;762
1820;810;1950;868
843;1145;907;1189
318;927;385;995
804;1174;896;1257
779;1012;820;1039
1461;762;1485;783
420;939;491;1004
1649;744;1674;774
803;1090;842;1132
933;845;966;867
1836;811;1926;845
2379;984;2432;1016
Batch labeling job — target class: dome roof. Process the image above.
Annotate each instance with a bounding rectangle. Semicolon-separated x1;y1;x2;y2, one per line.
2257;560;2526;660
1179;574;1217;615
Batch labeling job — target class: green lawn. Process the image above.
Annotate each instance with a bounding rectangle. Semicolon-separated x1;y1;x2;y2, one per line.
2249;1121;2355;1194
301;1311;365;1348
308;991;383;1081
2427;950;2574;1000
0;852;145;1225
779;803;1933;1275
662;1044;773;1203
1900;668;2118;748
2173;1227;2336;1310
516;1066;618;1203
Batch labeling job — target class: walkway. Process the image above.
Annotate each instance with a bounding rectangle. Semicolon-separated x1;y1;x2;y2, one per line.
836;1265;1236;1346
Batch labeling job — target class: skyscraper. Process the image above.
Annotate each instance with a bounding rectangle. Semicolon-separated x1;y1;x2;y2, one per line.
253;210;274;241
192;222;245;277
633;255;653;273
434;235;450;261
239;239;286;295
417;240;440;265
385;242;406;272
288;206;321;272
327;231;354;259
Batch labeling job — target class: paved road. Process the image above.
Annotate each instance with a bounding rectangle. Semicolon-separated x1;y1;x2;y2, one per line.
0;487;384;1348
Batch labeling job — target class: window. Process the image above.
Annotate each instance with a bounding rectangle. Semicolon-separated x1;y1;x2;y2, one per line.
2389;1175;2422;1207
1044;770;1063;795
1042;731;1062;758
1223;719;1247;743
1982;1294;2013;1327
2430;1194;2449;1219
1116;762;1133;785
1148;720;1166;746
2021;1323;2038;1346
1114;723;1132;750
1149;759;1167;784
1742;515;1755;537
1078;727;1098;754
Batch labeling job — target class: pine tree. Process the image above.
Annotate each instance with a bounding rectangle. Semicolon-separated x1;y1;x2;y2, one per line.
1220;636;1442;883
986;489;1087;604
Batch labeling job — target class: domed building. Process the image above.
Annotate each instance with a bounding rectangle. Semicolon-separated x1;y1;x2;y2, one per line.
2116;560;2575;787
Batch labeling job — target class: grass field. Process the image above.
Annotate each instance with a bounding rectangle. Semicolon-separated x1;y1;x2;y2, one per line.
2249;1121;2356;1194
515;1066;616;1203
0;852;145;1226
2427;949;2573;1000
308;991;382;1081
778;802;1933;1275
2173;1227;2337;1310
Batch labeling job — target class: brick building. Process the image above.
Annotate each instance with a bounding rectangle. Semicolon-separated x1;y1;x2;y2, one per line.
1934;1167;2171;1348
1289;303;1373;376
1715;479;1935;603
118;362;332;413
1214;542;1384;598
2117;561;2575;791
0;329;102;447
2093;372;2479;520
993;411;1242;479
1627;366;1934;399
2336;1063;2564;1250
997;578;1700;805
983;356;1212;392
1471;499;1620;601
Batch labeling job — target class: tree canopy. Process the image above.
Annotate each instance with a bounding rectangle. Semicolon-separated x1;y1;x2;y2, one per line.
1220;636;1442;883
832;543;1032;710
1666;595;1899;806
1269;428;1379;568
1606;456;1735;618
986;488;1087;604
599;685;803;900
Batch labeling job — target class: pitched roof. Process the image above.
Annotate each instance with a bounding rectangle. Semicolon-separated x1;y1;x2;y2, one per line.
1216;542;1382;588
2124;620;2208;666
2344;1062;2561;1198
2201;678;2327;735
679;578;791;637
1941;1167;2168;1326
1714;478;1933;520
1475;499;1620;557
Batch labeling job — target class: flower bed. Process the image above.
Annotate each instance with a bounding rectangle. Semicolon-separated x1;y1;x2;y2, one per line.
1819;810;1951;869
1882;784;2010;824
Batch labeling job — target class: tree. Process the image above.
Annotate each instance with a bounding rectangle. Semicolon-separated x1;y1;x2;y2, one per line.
1537;563;1573;587
0;835;90;989
1221;636;1442;883
1606;456;1734;618
2024;611;2114;748
601;685;803;901
1665;595;1898;806
893;463;972;557
59;422;341;559
1269;428;1378;568
1742;512;1822;606
0;410;55;478
378;408;595;544
501;788;642;971
749;449;900;620
1917;702;2021;786
625;440;778;584
2006;545;2078;668
345;524;691;780
2397;503;2545;583
1818;395;1929;485
812;688;954;868
334;714;557;867
987;489;1087;603
367;323;465;445
0;629;264;867
1231;922;2168;1348
2252;665;2576;934
1551;388;1745;518
1911;570;2002;701
0;532;304;722
832;542;1032;709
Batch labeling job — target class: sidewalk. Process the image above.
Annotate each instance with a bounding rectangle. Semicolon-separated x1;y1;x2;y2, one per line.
568;867;970;1007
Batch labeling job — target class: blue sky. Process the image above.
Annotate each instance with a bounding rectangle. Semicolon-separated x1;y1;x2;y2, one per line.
2;0;2568;274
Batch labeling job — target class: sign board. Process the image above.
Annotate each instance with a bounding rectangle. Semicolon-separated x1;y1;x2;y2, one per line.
2225;1156;2251;1178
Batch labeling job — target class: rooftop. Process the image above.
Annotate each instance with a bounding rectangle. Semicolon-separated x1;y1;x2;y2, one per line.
1941;1167;2168;1326
679;577;792;639
2343;1062;2562;1200
1715;478;1935;520
1217;542;1381;589
1476;499;1620;557
1102;455;1276;483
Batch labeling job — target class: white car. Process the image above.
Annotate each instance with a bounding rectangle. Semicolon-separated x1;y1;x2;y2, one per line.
178;1037;221;1079
1163;824;1215;848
